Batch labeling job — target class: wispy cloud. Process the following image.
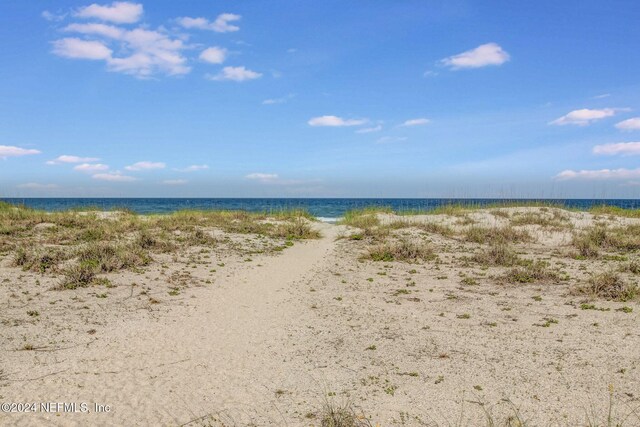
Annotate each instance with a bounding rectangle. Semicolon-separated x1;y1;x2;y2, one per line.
52;38;113;60
92;171;137;182
262;94;295;105
441;43;510;70
308;115;368;127
47;155;99;164
0;145;41;159
206;66;262;82
549;108;620;126
17;183;59;189
125;161;165;171
245;173;279;182
57;20;191;78
163;179;188;185
75;1;143;24
74;163;110;172
199;47;227;64
177;13;241;33
615;117;640;131
593;142;640;156
356;124;382;133
555;168;640;180
400;118;430;127
174;164;209;172
42;10;67;22
244;173;306;186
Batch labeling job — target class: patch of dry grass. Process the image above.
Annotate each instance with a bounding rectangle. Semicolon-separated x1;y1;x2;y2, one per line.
464;226;531;245
365;239;435;263
501;260;560;284
1;202;318;290
509;210;571;229
572;225;640;258
573;271;638;301
317;399;372;427
471;244;520;266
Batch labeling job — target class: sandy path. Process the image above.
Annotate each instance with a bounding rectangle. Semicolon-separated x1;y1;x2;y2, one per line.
3;222;340;426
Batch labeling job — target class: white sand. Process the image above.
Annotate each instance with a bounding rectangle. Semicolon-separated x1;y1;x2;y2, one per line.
1;210;639;426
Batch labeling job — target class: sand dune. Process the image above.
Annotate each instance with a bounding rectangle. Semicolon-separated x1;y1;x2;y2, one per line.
1;208;639;426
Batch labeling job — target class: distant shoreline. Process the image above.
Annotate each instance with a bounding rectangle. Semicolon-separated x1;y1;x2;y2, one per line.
2;197;640;218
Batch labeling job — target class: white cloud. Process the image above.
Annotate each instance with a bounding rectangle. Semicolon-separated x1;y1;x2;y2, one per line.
0;145;41;159
308;115;368;127
175;164;209;172
42;10;67;22
263;98;285;105
17;183;59;189
125;161;165;171
593;142;640;156
92;172;137;182
440;43;510;70
74;163;110;172
52;38;113;60
356;125;382;133
246;173;278;182
177;13;241;33
550;108;620;126
59;24;190;78
616;118;640;131
376;136;408;144
262;94;294;105
75;1;143;24
163;179;188;185
593;93;611;99
46;155;100;164
401;118;430;127
199;47;227;64
107;28;190;77
206;66;262;82
555;168;640;180
65;23;125;39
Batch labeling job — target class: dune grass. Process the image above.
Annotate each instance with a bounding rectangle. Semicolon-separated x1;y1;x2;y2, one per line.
1;201;319;289
471;244;521;267
573;271;639;302
364;239;435;263
464;225;532;245
501;260;560;284
572;225;640;258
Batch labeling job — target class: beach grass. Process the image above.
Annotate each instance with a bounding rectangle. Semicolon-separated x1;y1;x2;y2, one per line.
0;201;319;289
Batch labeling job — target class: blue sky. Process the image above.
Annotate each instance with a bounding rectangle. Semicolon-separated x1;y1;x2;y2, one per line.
1;0;640;198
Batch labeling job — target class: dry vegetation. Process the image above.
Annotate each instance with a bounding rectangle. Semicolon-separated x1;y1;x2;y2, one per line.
1;201;319;290
3;201;640;426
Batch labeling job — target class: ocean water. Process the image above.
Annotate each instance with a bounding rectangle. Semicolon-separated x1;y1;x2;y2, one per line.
3;198;640;221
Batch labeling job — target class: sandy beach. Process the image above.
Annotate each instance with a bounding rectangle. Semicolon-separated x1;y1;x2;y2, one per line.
1;206;639;426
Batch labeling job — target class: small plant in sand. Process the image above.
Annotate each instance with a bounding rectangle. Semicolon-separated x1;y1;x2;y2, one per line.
573;224;640;258
365;239;434;263
464;226;531;245
620;259;640;274
274;217;321;240
471;244;520;266
58;261;98;289
317;398;372;427
573;271;638;302
501;260;560;284
12;247;71;273
508;209;572;229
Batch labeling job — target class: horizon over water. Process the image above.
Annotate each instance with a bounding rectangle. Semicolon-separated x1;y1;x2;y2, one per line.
3;198;640;221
